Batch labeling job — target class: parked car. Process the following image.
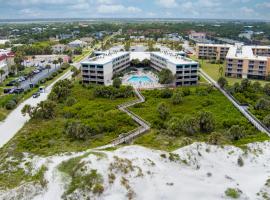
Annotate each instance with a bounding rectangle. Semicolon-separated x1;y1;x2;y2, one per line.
3;88;12;94
32;92;40;98
8;88;16;94
13;88;24;94
6;80;16;86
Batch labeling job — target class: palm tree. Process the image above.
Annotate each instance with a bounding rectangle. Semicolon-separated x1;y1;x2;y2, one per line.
0;69;5;83
45;64;51;73
58;57;63;67
219;66;224;77
14;81;20;89
52;60;58;70
10;65;17;75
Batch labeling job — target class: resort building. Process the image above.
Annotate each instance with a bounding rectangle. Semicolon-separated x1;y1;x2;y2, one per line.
150;51;199;86
196;43;270;80
196;43;232;61
81;52;130;85
225;44;270;80
0;55;9;83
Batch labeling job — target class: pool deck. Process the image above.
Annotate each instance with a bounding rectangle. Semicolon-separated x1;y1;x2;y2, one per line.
122;71;162;89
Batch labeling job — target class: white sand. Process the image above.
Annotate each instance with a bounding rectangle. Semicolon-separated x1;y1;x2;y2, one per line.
3;142;267;200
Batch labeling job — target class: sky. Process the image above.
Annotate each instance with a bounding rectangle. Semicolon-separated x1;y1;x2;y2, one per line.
0;0;269;20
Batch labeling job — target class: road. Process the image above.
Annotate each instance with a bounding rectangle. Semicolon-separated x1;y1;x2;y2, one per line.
199;69;270;136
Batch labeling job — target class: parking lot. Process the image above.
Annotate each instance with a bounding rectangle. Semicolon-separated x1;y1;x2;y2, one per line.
3;54;70;94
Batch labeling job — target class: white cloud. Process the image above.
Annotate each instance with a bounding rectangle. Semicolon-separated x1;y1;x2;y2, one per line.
97;4;141;14
256;2;270;8
156;0;178;8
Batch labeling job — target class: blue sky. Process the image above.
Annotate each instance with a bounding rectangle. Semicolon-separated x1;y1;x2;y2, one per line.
0;0;269;20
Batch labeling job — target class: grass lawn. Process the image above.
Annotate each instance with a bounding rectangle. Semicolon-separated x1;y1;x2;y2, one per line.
130;87;269;151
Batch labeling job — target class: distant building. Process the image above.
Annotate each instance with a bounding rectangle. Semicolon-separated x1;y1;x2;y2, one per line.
80;37;94;44
196;43;270;80
189;31;206;40
52;44;67;54
0;50;13;82
0;39;10;45
196;43;232;61
150;51;199;86
68;40;87;48
81;52;130;85
57;34;73;40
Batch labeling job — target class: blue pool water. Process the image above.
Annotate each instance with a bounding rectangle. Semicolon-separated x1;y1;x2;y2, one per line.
128;76;153;84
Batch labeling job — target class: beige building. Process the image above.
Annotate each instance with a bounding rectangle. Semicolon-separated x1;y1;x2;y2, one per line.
196;43;232;61
225;44;270;80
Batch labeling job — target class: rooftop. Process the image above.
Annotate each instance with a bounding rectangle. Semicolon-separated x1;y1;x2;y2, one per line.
226;44;269;61
81;51;129;65
197;43;233;48
152;51;198;65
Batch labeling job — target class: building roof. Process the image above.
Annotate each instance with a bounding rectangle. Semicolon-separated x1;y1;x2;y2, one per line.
68;39;87;45
226;44;268;61
197;43;233;48
152;51;198;65
81;52;129;65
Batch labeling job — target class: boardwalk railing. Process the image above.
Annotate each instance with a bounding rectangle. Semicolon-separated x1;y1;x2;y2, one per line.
109;87;151;146
199;69;270;136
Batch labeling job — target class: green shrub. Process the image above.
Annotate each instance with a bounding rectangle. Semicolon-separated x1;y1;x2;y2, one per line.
237;156;244;167
159;89;173;98
225;188;241;199
5;100;17;110
171;92;183;105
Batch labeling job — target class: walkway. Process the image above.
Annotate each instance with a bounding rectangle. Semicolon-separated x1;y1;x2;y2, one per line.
199;69;270;136
95;87;151;149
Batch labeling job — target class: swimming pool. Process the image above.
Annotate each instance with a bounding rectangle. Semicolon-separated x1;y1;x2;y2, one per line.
128;76;153;84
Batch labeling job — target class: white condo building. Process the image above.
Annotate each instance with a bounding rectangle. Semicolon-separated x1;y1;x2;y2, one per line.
150;52;199;86
81;52;130;85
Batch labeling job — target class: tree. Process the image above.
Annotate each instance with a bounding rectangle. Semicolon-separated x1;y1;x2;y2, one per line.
142;59;150;67
157;102;170;120
45;64;51;73
0;69;5;82
167;117;182;136
49;79;73;102
158;69;174;84
263;114;270;129
171;92;183;105
21;100;56;119
240;79;251;90
208;132;225;145
227;125;245;141
130;59;140;67
52;60;58;70
197;111;215;133
217;77;228;88
218;66;224;77
10;65;17;75
263;83;270;96
254;98;270;110
113;77;122;88
181;115;198;135
58;57;63;66
65;121;90;140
